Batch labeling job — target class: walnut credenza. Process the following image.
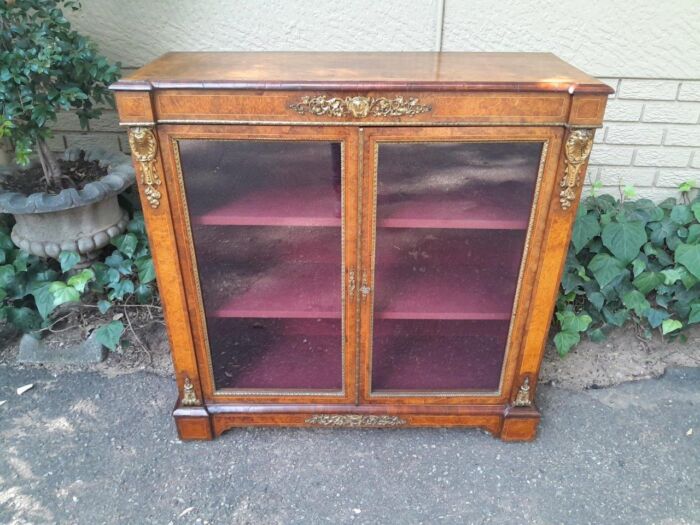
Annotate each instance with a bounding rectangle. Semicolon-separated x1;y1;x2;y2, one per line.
111;52;612;441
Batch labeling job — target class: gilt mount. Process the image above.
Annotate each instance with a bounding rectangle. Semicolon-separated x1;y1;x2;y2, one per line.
513;377;532;407
289;95;432;118
181;376;200;406
306;414;407;427
128;127;162;208
560;129;594;210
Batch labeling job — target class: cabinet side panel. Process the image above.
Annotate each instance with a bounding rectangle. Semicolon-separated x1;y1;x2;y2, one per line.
516;126;600;396
124;125;203;405
115;91;155;125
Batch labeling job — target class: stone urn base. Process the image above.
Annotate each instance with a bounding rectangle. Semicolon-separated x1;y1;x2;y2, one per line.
0;148;135;260
11;196;129;259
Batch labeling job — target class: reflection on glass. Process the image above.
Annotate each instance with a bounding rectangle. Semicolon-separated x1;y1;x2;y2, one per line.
372;141;542;392
178;140;343;391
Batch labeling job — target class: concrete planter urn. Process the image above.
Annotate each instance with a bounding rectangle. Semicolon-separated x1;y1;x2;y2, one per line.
0;148;135;260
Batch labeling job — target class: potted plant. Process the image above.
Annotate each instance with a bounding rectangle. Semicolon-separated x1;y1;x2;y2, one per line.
0;0;134;261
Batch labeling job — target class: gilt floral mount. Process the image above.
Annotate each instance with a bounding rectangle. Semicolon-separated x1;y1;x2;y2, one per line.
289;95;432;118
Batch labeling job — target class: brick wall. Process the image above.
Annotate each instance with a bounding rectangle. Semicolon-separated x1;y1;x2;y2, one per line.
586;79;700;201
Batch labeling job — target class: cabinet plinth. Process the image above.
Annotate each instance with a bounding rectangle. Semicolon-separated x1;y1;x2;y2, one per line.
112;52;611;441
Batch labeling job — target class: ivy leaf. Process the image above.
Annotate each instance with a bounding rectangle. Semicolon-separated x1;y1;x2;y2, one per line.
588;291;605;311
589;253;626;288
572;211;601;253
601;221;647;263
631;258;647;278
97;299;112;314
94;320;125;351
0;230;15;250
687;224;700;244
633;272;665;295
0;264;16;287
691;201;700;222
105;252;132;276
648;218;675;246
66;268;95;293
622;290;651;316
112;233;138;258
6;306;41;332
661;319;683;335
603;307;630;327
587;328;606;343
135;256;155;284
109;279;134;301
554;331;580;356
49;282;80;306
679;266;699;289
135;283;153;303
58;251;80;272
12;251;29;272
645;308;670;329
127;213;146;235
660;268;683;285
31;284;57;320
670;204;693;225
556;310;592;333
675;243;700;279
688;303;700;324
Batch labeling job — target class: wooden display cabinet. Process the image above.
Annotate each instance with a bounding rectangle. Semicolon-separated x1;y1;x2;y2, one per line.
112;52;612;441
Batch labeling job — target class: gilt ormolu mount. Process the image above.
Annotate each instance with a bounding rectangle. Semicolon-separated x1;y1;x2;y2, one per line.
111;52;612;441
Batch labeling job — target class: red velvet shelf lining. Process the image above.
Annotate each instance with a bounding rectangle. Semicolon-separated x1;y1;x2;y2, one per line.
208;318;343;390
192;185;342;227
190;186;530;230
371;319;507;391
198;228;522;321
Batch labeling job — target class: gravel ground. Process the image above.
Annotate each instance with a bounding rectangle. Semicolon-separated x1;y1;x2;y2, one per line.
1;365;698;525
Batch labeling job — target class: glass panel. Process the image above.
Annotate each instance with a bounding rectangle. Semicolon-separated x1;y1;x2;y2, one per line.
372;141;542;392
178;140;343;391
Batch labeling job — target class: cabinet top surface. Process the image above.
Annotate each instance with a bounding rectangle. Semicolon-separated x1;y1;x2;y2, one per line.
111;52;613;94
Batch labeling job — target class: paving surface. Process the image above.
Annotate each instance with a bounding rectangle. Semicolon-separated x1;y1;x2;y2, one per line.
0;365;698;525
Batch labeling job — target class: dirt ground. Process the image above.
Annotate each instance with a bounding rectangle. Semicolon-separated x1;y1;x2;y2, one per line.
1;315;698;389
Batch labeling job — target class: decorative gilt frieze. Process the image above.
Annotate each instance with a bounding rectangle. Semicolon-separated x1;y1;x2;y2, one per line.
560;129;594;210
128;127;162;208
306;414;406;427
513;377;532;407
289;95;431;118
181;376;200;406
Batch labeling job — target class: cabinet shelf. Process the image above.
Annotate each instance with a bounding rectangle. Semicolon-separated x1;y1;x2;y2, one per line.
372;319;507;391
192;185;342;227
190;184;529;230
208;318;343;390
203;261;342;319
372;228;522;321
376;189;530;230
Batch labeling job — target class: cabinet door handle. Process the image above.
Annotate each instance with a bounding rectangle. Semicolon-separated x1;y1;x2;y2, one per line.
348;269;356;297
359;270;372;298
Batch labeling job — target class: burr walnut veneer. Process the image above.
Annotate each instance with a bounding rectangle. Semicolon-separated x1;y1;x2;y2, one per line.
112;52;612;441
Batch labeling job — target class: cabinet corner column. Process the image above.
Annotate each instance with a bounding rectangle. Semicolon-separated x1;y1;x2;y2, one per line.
123;120;206;410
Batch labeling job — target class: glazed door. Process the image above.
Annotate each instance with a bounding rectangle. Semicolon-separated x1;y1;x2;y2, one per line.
161;126;359;403
360;127;559;403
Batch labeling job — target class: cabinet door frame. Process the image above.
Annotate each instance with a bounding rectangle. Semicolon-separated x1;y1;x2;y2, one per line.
158;124;360;404
359;126;564;405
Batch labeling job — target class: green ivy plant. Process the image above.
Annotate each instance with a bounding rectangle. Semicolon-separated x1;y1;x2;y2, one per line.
0;0;120;183
0;211;157;350
555;190;700;355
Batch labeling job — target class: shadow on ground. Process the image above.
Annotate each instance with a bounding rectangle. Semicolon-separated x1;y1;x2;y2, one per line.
0;365;698;524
